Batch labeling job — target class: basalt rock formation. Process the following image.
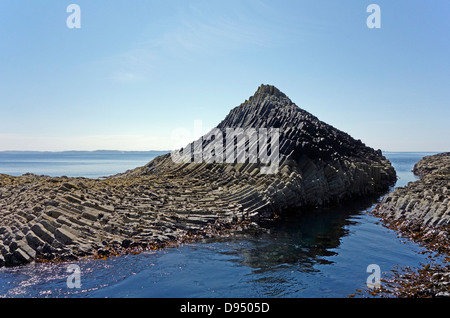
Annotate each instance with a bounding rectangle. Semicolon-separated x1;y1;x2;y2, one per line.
371;152;450;298
0;84;396;267
372;152;450;252
121;84;396;215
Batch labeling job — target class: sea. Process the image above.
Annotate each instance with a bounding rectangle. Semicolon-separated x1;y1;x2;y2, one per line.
0;151;442;298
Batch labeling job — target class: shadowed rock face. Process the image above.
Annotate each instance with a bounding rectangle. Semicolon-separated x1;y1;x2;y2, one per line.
0;84;396;267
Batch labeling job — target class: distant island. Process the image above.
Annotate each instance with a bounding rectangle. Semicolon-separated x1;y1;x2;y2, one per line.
0;150;170;155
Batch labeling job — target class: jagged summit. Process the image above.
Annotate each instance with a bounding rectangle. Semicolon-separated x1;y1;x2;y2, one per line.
216;84;379;163
221;84;302;129
240;84;291;108
254;84;287;98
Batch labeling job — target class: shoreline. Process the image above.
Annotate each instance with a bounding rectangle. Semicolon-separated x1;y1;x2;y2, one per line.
32;218;258;266
369;152;450;297
0;172;252;268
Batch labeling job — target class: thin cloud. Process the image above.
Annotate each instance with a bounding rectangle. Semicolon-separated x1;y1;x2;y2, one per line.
98;1;327;82
109;71;144;83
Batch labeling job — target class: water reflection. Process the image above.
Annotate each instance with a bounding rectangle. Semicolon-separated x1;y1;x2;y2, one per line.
0;152;439;298
208;194;384;274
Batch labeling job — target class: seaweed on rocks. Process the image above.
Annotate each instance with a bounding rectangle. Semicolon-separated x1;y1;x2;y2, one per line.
370;152;450;297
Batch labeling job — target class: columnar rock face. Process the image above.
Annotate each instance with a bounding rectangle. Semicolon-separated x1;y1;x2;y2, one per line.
123;84;396;215
0;84;396;267
372;152;450;251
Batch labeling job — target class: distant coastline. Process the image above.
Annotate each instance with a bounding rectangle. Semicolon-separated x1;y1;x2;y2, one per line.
0;150;171;154
0;150;170;179
0;150;443;154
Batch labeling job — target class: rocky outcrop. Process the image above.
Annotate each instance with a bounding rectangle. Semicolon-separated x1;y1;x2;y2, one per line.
120;85;396;216
371;153;450;297
372;153;450;251
0;84;396;267
0;173;248;267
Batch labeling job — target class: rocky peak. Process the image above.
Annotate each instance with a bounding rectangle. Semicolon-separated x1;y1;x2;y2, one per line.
215;85;382;163
122;84;396;182
254;84;287;99
237;84;291;109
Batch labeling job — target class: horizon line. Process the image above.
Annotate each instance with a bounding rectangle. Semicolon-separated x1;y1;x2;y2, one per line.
0;149;172;153
0;150;446;154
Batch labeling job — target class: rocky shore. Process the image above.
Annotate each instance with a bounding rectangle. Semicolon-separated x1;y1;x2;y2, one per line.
371;152;450;297
0;85;396;267
373;153;450;252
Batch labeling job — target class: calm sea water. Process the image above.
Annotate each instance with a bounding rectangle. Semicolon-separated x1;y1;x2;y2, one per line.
0;151;168;178
0;151;441;298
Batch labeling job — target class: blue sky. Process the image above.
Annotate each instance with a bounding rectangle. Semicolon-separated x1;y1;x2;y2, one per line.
0;0;449;151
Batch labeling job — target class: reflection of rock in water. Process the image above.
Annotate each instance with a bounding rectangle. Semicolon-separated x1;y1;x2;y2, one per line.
214;195;382;273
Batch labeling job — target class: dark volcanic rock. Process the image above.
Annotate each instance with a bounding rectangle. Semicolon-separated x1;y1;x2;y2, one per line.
0;84;396;267
122;84;396;215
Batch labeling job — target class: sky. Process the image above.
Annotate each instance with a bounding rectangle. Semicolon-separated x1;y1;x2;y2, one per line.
0;0;449;152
